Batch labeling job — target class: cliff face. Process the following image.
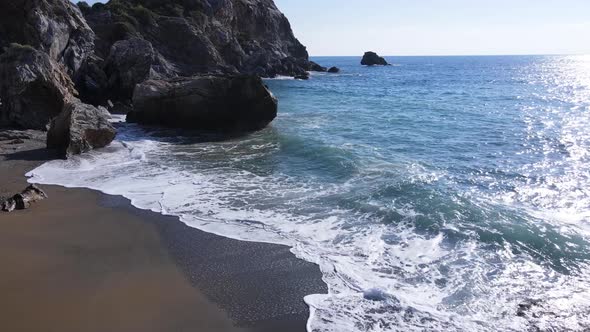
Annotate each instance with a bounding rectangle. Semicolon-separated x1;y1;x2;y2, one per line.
0;0;304;141
82;0;310;79
0;0;95;76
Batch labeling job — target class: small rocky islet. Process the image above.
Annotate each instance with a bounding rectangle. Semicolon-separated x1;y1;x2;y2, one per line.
361;51;389;66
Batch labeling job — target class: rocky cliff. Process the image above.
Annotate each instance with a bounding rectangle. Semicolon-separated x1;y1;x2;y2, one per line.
0;0;310;155
0;0;95;76
81;0;311;78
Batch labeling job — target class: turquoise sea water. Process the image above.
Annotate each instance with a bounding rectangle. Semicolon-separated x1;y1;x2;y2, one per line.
29;55;590;331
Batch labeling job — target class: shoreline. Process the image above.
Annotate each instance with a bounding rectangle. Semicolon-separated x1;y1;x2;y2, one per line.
0;134;327;332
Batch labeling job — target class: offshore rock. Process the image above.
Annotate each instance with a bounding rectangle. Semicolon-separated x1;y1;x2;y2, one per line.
0;45;76;130
47;99;116;157
309;61;327;72
328;66;340;73
361;51;389;66
295;73;310;80
0;0;95;76
128;75;277;132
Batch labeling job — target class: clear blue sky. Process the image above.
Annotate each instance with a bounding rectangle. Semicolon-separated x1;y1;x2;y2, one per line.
78;0;590;56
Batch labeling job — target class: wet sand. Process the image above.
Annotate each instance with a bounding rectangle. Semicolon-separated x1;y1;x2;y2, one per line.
0;133;327;332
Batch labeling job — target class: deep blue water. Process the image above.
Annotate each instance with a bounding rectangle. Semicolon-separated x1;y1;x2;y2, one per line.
30;55;590;331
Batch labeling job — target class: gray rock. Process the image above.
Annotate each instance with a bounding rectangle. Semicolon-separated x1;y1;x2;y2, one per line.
104;38;162;100
0;45;76;129
295;73;310;80
361;51;389;66
328;66;340;73
0;0;95;76
74;54;109;106
47;99;117;156
309;61;327;72
82;0;311;78
128;75;277;132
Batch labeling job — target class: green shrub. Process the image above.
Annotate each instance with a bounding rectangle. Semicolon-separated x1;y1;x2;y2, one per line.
130;4;156;26
77;1;91;15
0;43;36;63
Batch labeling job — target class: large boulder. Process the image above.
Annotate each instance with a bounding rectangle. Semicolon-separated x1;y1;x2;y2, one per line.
0;0;95;76
0;45;76;129
328;66;340;73
104;38;163;100
127;75;277;132
361;52;389;66
47;99;116;156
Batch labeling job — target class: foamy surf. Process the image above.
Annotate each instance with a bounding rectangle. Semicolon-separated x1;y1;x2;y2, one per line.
27;55;590;331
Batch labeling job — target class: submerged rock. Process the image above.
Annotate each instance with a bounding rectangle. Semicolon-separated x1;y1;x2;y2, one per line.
128;75;277;132
0;45;76;130
47;99;116;157
328;66;340;73
0;0;95;76
1;184;48;212
361;51;389;66
295;73;310;80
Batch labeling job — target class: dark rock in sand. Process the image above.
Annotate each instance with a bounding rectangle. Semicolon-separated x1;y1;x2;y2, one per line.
81;0;311;78
47;99;116;157
0;45;76;130
361;51;389;66
128;75;277;132
309;61;327;72
0;0;95;76
1;184;47;212
328;66;340;73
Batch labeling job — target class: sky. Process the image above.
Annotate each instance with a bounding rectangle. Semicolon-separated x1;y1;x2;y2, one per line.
78;0;590;56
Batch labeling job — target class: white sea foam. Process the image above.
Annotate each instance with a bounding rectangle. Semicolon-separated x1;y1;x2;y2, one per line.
27;123;590;331
26;55;590;331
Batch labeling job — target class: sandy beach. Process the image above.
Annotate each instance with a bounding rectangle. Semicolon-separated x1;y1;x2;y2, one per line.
0;134;327;332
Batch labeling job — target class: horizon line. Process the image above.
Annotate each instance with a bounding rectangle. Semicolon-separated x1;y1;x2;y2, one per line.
310;53;589;58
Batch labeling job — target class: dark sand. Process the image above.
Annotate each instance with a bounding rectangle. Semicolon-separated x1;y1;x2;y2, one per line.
0;133;327;332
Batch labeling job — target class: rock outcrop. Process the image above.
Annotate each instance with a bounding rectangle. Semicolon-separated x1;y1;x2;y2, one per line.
1;0;319;151
103;37;164;100
309;61;327;72
47;99;116;157
1;184;47;212
128;75;277;132
82;0;311;80
0;0;95;76
295;73;310;80
328;66;340;73
0;45;76;130
361;52;388;66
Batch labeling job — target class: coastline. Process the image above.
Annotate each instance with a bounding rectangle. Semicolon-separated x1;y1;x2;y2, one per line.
0;136;327;332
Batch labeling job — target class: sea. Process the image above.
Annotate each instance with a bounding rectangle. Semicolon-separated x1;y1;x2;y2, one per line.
28;55;590;331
